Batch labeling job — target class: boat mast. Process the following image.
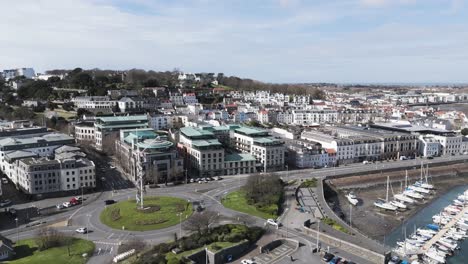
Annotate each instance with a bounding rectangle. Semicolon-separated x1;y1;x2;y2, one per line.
405;170;408;188
386;176;390;202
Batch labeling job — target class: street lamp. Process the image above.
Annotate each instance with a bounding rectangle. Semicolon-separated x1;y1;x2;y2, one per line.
285;164;289;238
15;218;19;242
86;214;91;240
177;213;182;240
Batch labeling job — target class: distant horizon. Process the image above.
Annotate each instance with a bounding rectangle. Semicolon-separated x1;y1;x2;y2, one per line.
1;0;468;83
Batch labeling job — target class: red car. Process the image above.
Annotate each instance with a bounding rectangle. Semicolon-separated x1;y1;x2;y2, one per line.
69;197;81;206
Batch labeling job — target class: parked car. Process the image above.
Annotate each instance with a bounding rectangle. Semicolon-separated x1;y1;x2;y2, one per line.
75;227;88;234
63;202;72;208
0;199;12;207
110;166;116;169
1;178;8;184
329;257;341;264
266;218;279;228
56;204;64;210
101;177;106;181
104;199;116;205
190;178;195;183
388;256;401;264
362;160;369;164
322;252;335;262
70;198;81;206
74;196;83;201
241;259;256;264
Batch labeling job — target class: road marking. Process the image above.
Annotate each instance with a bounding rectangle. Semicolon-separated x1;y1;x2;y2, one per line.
107;233;114;239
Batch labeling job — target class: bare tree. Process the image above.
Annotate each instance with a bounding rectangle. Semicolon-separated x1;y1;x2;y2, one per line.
35;227;65;251
182;210;218;235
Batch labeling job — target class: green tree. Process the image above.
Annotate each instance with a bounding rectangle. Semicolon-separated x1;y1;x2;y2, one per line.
462;128;468;136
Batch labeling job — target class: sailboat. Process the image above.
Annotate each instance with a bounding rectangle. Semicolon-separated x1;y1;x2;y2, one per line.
346;192;359;206
389;180;407;209
415;163;435;190
395;179;415;203
402;171;425;199
374;176;398;211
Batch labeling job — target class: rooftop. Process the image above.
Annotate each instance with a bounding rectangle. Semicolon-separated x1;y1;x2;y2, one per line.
234;126;269;136
180;127;214;138
191;139;223;149
225;153;256;162
96;115;148;123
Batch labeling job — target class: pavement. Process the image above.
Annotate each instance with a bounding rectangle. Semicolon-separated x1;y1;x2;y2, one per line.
1;154;467;263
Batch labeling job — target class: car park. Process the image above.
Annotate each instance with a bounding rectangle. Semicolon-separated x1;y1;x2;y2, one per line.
104;199;116;205
75;227;88;234
322;252;335;262
0;199;12;207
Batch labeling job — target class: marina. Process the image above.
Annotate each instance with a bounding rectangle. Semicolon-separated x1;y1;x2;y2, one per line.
392;187;468;263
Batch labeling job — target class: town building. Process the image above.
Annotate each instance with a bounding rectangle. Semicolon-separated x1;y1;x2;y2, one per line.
0;235;14;261
418;135;441;157
71;96;116;113
232;126;285;172
12;147;95;195
94;115;149;151
115;128;183;184
118;97;144;113
178;126;256;177
0;133;75;180
74;122;95;144
1;68;35;80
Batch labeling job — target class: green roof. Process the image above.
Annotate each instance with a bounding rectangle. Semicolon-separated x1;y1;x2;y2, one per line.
96;123;148;129
180;127;214;138
191;139;222;148
253;137;283;145
96;115;148;123
225;153;256;162
234;126;268;136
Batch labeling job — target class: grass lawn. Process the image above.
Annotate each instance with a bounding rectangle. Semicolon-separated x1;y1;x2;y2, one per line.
7;238;94;264
54;108;77;119
100;196;193;231
221;190;276;220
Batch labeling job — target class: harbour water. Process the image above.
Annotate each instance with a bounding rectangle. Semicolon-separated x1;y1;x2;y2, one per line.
385;184;468;264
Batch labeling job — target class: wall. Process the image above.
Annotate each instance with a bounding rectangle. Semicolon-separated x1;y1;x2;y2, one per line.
303;222;389;264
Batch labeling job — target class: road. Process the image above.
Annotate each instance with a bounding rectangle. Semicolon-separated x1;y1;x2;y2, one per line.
1;154;467;263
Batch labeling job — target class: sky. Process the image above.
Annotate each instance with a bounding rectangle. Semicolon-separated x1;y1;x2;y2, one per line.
1;0;467;83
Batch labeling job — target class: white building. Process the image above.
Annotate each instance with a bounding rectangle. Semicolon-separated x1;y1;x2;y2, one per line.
232;126;285;172
2;68;35;80
292;110;338;125
183;93;198;105
72;96;116;113
148;114;173;130
418;135;441;157
430;134;463;156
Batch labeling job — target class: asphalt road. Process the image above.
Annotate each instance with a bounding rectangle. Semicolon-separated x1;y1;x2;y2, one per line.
1;154;467;263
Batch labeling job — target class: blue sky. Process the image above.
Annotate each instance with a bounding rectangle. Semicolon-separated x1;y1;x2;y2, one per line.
0;0;467;83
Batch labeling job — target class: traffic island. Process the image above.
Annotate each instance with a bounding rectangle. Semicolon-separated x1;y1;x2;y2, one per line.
99;196;192;231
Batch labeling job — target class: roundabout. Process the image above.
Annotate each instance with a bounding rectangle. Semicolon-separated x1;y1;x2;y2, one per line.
99;196;193;231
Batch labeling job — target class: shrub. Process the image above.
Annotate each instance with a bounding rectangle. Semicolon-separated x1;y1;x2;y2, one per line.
135;219;167;225
110;207;121;221
136;205;161;213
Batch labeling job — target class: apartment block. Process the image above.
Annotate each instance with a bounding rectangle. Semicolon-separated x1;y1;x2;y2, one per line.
232;126;285;172
94;115;148;151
